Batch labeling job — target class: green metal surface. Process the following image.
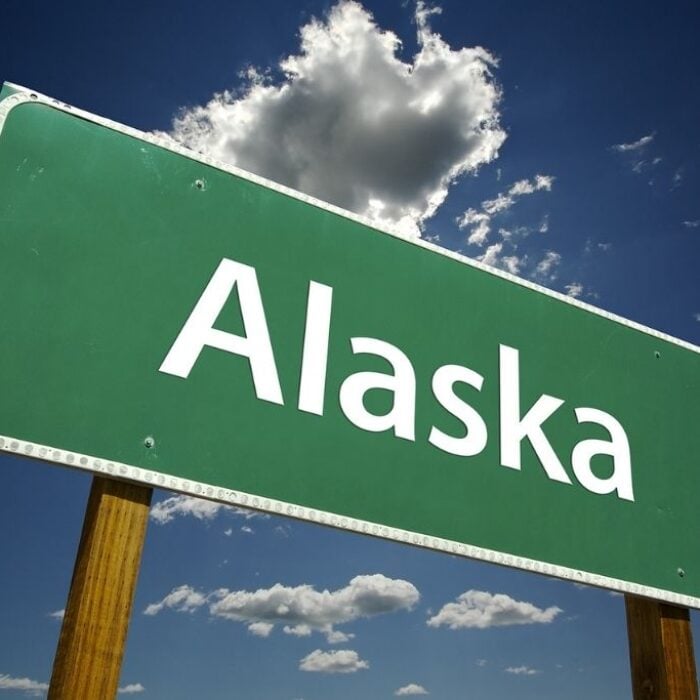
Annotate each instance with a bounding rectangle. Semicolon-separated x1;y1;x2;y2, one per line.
1;93;698;603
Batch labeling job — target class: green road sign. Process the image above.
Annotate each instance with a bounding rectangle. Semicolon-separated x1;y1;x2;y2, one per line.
1;84;699;605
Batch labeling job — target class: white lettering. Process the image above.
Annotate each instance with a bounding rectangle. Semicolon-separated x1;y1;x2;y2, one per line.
499;345;571;484
572;407;634;501
429;364;487;457
298;281;334;415
159;258;283;405
339;337;416;441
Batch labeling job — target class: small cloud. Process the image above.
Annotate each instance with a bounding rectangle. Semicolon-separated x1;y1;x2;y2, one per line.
533;250;561;283
564;282;584;299
683;220;700;229
672;167;683;188
248;621;274;637
477;242;524;275
427;590;562;629
326;628;355;644
274;525;290;538
476;659;488;667
48;609;65;620
224;528;233;537
144;585;207;616
505;666;540;675
0;674;49;696
241;526;254;534
150;495;263;525
395;683;429;695
118;683;145;694
299;649;369;674
611;134;654;152
459;174;554;247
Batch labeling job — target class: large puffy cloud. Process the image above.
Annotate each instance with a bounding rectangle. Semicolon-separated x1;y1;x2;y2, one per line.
299;649;369;673
427;590;562;629
166;0;505;237
210;574;418;641
144;574;419;642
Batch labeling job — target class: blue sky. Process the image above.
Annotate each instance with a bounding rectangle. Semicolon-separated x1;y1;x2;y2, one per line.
1;0;699;697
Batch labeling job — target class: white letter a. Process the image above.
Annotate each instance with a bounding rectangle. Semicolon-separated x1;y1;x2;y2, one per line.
159;258;284;405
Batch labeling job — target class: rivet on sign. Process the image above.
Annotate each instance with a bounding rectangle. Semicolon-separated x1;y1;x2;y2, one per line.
144;436;155;449
677;568;686;578
655;351;661;359
194;178;206;191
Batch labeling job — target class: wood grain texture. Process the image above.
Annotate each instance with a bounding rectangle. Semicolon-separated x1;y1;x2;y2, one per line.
48;476;152;700
625;594;699;700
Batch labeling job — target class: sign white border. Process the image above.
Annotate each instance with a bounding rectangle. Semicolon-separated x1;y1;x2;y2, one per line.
1;84;699;608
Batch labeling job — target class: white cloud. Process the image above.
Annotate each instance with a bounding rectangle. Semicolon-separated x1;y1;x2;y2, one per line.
118;683;145;694
299;649;369;674
427;590;562;629
611;134;662;178
611;134;654;152
533;250;561;282
684;220;700;228
165;0;505;238
144;585;207;616
564;282;584;298
693;312;700;322
505;666;540;676
672;167;683;187
459;174;554;246
48;609;65;620
145;574;418;642
149;495;262;524
395;683;429;695
476;659;488;667
477;242;523;275
248;621;274;637
209;574;418;639
241;526;254;534
0;674;49;697
325;628;355;644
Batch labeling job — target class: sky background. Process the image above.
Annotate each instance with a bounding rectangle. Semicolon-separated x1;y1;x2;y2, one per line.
1;0;699;697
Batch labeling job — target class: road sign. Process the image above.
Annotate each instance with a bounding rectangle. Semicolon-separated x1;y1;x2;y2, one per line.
1;84;699;606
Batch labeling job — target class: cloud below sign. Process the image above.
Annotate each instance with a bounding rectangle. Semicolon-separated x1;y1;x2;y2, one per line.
427;590;562;629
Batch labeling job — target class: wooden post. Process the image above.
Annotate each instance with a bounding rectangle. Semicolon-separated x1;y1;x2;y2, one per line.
48;475;152;700
625;594;699;700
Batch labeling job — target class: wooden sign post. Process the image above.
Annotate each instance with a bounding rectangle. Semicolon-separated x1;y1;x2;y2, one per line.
626;595;699;700
48;476;152;699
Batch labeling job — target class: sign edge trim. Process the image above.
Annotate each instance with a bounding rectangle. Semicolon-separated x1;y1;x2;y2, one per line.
0;432;696;608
